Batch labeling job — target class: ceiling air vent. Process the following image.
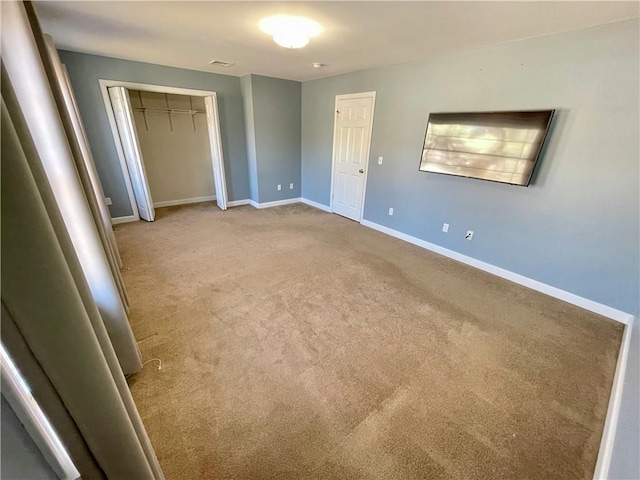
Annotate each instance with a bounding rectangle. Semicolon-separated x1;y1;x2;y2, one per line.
208;60;235;68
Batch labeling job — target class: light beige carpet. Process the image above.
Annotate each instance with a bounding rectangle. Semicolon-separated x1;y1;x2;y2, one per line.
118;202;622;480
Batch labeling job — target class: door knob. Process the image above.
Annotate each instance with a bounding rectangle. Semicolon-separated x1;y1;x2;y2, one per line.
359;169;364;173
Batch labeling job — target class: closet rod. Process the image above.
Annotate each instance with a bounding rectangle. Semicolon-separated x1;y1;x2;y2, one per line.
132;106;204;115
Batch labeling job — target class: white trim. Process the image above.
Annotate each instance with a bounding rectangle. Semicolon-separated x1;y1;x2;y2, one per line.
300;198;331;212
111;215;138;225
329;91;377;222
204;94;228;210
231;198;329;211
249;197;302;209
360;219;634;324
1;344;80;480
593;318;635;480
98;81;140;222
98;79;228;218
227;199;251;207
98;80;221;98
153;195;216;208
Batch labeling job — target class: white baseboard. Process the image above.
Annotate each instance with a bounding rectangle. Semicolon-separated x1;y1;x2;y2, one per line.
230;197;326;211
115;198;633;325
227;199;251;207
360;219;633;325
112;195;633;480
250;197;302;209
593;318;635;480
153;195;216;208
300;198;332;212
111;214;138;225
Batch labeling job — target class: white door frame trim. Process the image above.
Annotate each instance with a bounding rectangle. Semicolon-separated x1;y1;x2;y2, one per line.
593;317;635;480
1;344;80;480
98;79;227;219
329;91;377;222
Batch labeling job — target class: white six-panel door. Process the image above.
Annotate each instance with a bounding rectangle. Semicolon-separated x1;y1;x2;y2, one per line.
330;92;376;222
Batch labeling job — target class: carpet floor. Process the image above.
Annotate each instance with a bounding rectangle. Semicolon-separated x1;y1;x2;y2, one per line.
117;202;622;480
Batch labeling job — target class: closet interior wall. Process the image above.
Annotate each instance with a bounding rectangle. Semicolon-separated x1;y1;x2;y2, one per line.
129;91;215;206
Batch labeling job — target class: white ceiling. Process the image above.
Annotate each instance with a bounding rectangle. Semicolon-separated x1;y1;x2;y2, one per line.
34;1;639;82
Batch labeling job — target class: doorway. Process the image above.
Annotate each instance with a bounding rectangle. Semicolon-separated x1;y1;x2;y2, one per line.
330;91;376;222
99;80;228;222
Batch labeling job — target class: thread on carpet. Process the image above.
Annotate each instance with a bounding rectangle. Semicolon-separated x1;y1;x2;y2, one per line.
143;358;162;371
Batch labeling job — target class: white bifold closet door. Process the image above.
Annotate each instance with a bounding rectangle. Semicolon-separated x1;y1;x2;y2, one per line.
204;95;228;211
43;36;130;314
108;86;155;221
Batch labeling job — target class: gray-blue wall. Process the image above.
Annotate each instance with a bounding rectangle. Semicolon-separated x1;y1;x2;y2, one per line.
56;18;638;478
59;51;250;217
302;23;640;478
301;19;639;316
242;74;301;203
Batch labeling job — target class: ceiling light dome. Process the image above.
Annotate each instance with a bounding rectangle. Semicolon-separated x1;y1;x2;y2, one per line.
259;15;322;49
273;32;309;49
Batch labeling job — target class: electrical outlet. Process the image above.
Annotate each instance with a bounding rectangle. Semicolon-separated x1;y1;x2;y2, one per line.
289;183;294;190
442;223;449;233
378;156;383;165
105;197;112;206
388;208;394;216
277;184;282;191
465;230;474;240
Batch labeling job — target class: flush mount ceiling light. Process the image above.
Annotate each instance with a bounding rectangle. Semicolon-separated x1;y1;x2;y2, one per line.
259;15;322;49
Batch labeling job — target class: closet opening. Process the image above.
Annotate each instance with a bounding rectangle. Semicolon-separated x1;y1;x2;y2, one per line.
99;80;228;222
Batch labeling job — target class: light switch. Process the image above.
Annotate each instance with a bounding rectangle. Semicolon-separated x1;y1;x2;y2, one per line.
378;156;383;165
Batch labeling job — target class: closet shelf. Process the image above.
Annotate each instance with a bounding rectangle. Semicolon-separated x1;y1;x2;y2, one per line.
133;106;204;115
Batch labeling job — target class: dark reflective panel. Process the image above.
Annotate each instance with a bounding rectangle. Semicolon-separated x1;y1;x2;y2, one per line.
419;110;554;186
